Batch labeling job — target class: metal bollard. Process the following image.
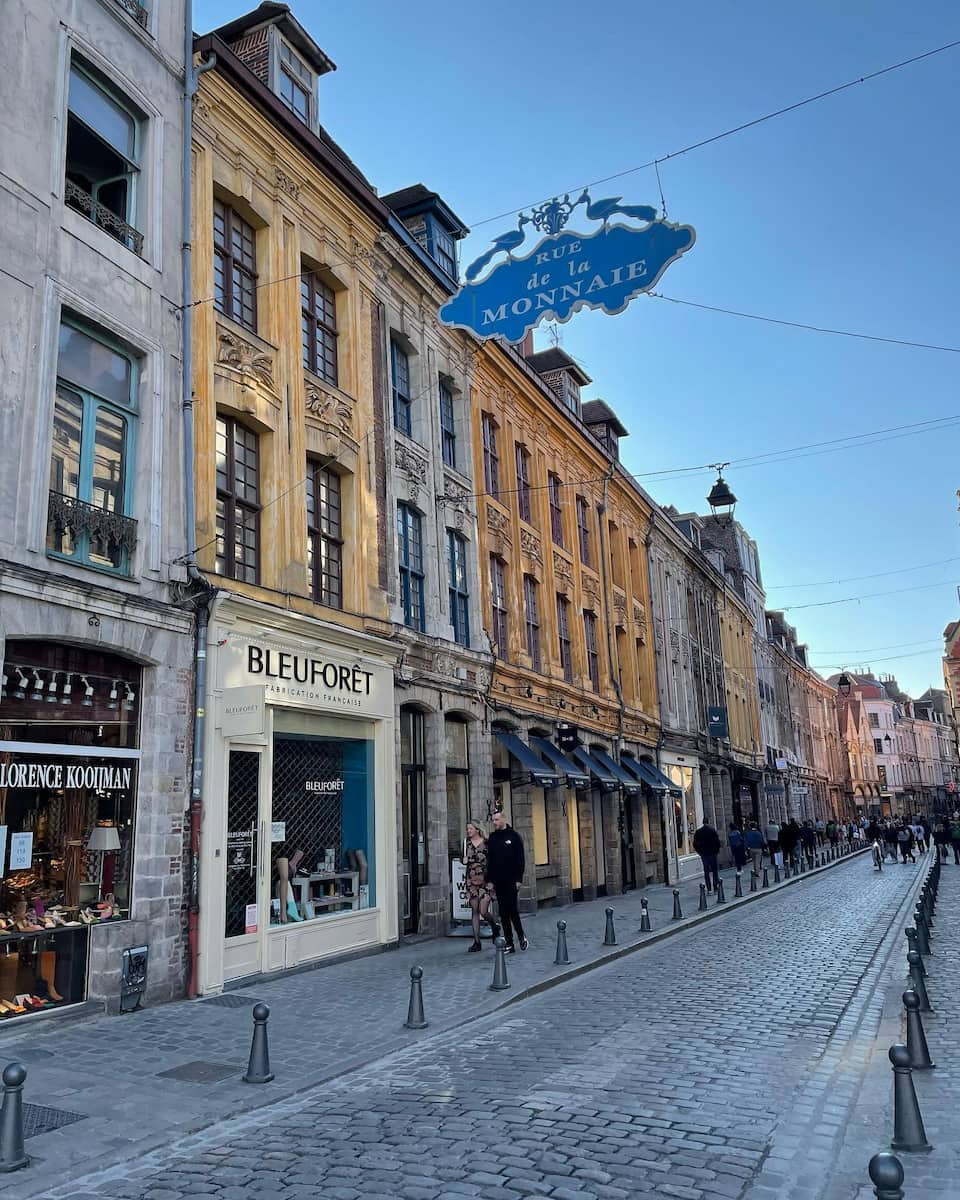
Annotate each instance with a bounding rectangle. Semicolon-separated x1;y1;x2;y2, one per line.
716;879;726;905
905;927;925;968
672;889;682;920
698;883;708;911
554;919;570;965
750;871;758;893
603;907;617;946
889;1043;932;1152
915;906;932;941
0;1063;29;1173
914;915;931;957
403;965;428;1030
762;867;770;888
907;951;931;1011
868;1151;905;1200
490;936;510;991
242;1003;275;1084
734;872;743;898
640;897;652;932
774;864;781;883
903;990;935;1070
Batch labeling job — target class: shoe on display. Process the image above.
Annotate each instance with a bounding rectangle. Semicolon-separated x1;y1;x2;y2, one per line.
286;898;304;923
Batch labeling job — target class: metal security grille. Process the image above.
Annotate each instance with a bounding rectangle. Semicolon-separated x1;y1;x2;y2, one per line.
225;750;259;938
272;737;343;872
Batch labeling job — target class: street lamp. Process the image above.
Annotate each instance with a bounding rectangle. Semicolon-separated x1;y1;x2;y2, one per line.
884;734;892;749
706;464;737;524
837;673;852;697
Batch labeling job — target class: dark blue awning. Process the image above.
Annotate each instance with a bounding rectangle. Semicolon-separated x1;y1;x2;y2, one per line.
570;747;619;792
494;731;560;788
621;754;683;797
529;737;590;788
589;748;641;795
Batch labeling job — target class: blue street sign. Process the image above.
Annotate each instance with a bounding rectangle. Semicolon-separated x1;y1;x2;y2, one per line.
439;190;695;341
707;706;729;739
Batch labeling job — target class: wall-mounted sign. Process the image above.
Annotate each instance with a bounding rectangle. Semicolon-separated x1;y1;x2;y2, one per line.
244;903;258;935
775;757;788;771
9;832;33;871
706;706;729;740
439;190;695;341
0;758;134;792
219;685;265;738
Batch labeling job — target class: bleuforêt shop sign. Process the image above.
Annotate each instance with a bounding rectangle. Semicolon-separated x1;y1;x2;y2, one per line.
439;190;695;341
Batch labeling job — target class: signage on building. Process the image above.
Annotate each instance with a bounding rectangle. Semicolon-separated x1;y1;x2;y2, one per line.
0;756;134;792
556;722;579;752
775;757;788;771
439;190;695;341
706;706;729;739
219;685;265;738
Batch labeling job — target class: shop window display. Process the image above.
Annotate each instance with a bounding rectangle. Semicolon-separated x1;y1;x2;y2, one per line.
0;640;140;1018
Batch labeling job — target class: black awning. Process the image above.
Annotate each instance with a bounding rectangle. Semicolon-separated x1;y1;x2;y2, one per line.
589;748;641;795
493;731;560;789
529;737;590;788
570;747;619;792
621;754;683;798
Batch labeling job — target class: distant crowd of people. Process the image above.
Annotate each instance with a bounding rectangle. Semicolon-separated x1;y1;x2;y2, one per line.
691;811;960;891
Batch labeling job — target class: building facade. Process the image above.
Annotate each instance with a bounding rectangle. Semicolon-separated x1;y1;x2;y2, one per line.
0;0;193;1015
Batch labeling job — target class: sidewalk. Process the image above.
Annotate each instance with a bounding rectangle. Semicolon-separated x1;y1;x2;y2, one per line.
0;844;866;1197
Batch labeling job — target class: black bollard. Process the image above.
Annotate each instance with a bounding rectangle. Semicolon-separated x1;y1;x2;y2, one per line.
905;927;925;969
762;867;770;888
603;907;617;946
907;951;931;1012
716;879;726;905
698;883;708;912
903;990;935;1070
0;1063;29;1174
640;897;652;932
554;919;570;965
490;936;510;991
916;906;932;941
734;872;743;898
914;916;931;957
889;1043;932;1152
242;1003;274;1084
750;871;758;893
403;965;428;1030
774;863;781;883
672;889;682;920
868;1151;905;1200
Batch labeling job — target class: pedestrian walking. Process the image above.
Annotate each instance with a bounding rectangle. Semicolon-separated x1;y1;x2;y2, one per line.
745;822;765;876
932;821;949;863
949;815;960;865
765;818;781;864
780;819;800;868
800;820;817;867
693;819;721;892
845;821;856;846
485;810;527;952
911;821;926;854
814;816;825;846
897;824;916;864
826;818;839;850
883;822;899;863
462;821;499;952
728;823;747;871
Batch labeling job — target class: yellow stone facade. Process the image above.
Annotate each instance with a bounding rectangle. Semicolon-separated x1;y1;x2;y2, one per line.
718;596;761;770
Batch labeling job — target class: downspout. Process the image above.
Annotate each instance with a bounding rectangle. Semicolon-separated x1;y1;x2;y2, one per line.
645;511;673;885
182;1;218;999
596;466;628;889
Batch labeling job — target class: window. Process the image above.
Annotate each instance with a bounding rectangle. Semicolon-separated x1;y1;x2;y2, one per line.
584;611;600;692
559;373;579;414
214;200;257;331
868;712;880;728
113;0;149;28
874;738;884;756
482;413;499;499
878;764;887;787
439;379;456;468
515;443;532;523
548;474;564;546
306;461;342;608
447;530;470;647
215;416;260;583
278;41;313;125
445;718;471;867
397;504;425;630
532;791;549;866
557;594;573;682
490;556;508;655
47;321;137;572
609;522;623;587
523;575;541;672
65;59;143;254
433;224;457;278
301;270;337;384
391;340;412;435
576;495;591;565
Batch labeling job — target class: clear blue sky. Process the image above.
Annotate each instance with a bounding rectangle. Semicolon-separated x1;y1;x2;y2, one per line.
197;1;959;695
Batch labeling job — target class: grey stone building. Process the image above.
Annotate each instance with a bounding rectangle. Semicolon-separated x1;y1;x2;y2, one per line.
0;0;193;1013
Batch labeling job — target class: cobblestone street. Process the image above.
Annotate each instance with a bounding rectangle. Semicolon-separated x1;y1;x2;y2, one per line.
26;851;955;1200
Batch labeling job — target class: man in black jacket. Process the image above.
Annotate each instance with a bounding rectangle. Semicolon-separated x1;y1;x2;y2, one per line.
692;819;721;892
486;810;528;952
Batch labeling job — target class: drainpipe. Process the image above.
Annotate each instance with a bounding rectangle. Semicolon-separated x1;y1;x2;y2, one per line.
182;1;218;999
644;511;675;885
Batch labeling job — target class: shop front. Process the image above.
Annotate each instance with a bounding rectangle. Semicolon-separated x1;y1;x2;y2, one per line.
198;601;397;994
662;752;704;881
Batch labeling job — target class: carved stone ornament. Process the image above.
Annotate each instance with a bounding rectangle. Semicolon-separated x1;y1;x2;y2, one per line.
395;443;429;502
305;385;352;432
613;593;628;624
217;330;275;390
519;528;542;565
553;551;573;583
486;505;512;555
275;167;301;200
582;573;600;602
352;235;390;284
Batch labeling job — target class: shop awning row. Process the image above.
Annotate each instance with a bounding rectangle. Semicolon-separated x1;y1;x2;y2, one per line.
495;731;681;796
530;737;590;788
621;753;684;797
494;731;559;788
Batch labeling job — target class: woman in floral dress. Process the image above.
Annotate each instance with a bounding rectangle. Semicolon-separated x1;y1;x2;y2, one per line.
463;821;500;952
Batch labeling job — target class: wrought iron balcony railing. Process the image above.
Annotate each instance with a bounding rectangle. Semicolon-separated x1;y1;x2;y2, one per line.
65;180;144;257
114;0;149;28
47;491;138;561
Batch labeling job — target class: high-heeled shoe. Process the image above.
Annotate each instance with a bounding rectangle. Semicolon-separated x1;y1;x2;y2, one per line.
79;908;97;925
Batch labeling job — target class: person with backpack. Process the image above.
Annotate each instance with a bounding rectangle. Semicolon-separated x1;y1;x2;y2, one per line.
745;822;765;877
897;823;916;864
799;820;817;868
728;823;747;873
693;819;722;892
932;821;949;862
882;822;899;863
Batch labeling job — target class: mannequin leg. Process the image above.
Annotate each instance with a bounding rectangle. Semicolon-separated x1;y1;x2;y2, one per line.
277;857;289;924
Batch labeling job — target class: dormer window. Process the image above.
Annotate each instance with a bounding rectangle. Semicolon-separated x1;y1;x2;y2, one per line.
560;373;580;414
278;41;314;125
433;223;457;278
